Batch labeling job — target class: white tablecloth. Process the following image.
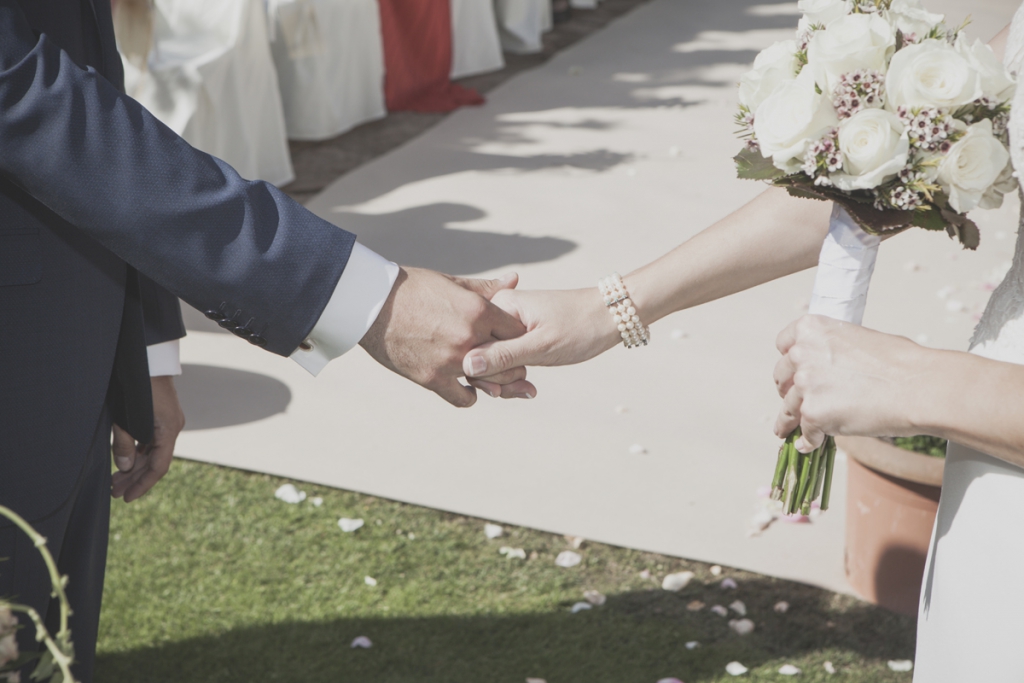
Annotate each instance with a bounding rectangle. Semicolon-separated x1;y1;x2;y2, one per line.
268;0;387;141
494;0;552;54
450;0;505;79
122;0;295;186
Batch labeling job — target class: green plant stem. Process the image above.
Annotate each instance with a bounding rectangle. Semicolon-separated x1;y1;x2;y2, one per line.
0;506;71;639
771;443;789;499
820;437;836;511
4;602;75;683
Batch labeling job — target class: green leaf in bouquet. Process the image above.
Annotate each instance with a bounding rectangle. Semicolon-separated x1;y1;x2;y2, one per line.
940;207;981;250
734;147;784;181
774;175;916;235
909;206;948;232
30;649;55;681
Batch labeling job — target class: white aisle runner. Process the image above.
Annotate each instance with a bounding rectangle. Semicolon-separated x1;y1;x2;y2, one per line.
175;0;1018;593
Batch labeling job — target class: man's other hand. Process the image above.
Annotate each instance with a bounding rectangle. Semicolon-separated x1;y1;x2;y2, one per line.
111;375;185;502
359;267;535;406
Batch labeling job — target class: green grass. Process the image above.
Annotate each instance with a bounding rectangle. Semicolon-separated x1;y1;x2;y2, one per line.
892;436;948;459
96;459;916;682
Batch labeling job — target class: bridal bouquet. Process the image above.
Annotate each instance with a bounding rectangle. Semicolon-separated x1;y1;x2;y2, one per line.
733;0;1017;514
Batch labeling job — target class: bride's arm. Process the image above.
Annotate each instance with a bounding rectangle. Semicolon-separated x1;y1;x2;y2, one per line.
462;186;831;383
774;315;1024;466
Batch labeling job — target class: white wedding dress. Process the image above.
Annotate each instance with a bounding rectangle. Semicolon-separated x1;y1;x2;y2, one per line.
914;6;1024;680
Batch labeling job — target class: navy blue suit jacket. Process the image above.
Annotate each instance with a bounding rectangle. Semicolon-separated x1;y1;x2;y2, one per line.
0;0;356;521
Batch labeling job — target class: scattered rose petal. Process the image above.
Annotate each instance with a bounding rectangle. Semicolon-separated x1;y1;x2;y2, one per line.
274;484;306;504
903;261;921;272
824;661;836;674
529;550;539;560
774;601;790;613
670;329;688;340
748;509;776;535
629;444;648;455
728;618;755;635
720;578;737;590
710;565;723;576
946;299;967;313
350;636;372;649
338;518;364;533
711;605;729;617
729;600;746;616
584;590;606;606
686;600;705;611
662;571;695;592
725;661;748;676
615;405;629;414
407;533;415;540
527;679;547;683
484;523;504;539
639;569;651;579
781;512;810;524
685;641;700;650
570;602;593;613
567;535;585;549
311;496;323;507
778;664;801;675
499;547;527;560
364;576;377;587
657;679;684;683
936;286;955;299
555;551;582;568
668;146;681;157
887;660;913;672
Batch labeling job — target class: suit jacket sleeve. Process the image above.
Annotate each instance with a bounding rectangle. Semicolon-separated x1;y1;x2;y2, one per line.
0;1;355;356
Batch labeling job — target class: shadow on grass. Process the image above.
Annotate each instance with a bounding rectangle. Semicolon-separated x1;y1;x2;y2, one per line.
96;579;915;682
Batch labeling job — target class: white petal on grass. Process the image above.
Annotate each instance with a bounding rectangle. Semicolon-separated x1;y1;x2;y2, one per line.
639;569;652;579
824;661;837;674
725;661;749;676
555;551;582;568
686;600;704;611
774;601;790;613
661;571;695;592
729;600;747;616
778;664;801;675
338;518;364;533
311;496;323;507
720;578;738;589
350;636;373;649
888;660;913;672
583;590;606;606
685;641;700;650
499;547;527;560
364;576;377;587
709;565;722;576
570;602;593;613
728;618;755;635
274;484;306;504
484;523;504;539
527;679;547;683
657;679;684;683
711;605;729;617
629;444;648;455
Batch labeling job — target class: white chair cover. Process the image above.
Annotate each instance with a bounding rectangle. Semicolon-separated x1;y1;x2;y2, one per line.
268;0;387;141
450;0;505;79
493;0;552;54
122;0;295;186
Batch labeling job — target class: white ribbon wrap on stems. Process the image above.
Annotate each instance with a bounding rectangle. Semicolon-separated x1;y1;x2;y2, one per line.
807;204;881;325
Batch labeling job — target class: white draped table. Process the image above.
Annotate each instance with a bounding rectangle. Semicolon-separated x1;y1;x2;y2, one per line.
450;0;505;79
493;0;553;54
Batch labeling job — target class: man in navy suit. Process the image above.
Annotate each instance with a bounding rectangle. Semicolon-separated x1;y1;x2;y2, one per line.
0;1;533;680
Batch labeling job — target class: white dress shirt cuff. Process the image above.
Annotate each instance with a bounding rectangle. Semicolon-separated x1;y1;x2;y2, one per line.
290;242;400;376
147;339;182;376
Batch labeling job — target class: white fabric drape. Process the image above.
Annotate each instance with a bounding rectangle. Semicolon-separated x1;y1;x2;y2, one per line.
268;0;387;141
493;0;553;54
122;0;295;186
450;0;505;79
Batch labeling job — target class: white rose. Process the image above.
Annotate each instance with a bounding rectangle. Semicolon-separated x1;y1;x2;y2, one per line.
808;13;896;95
738;40;800;111
754;67;840;172
886;39;982;109
797;0;850;27
885;0;943;41
937;119;1011;212
831;108;909;190
956;36;1015;103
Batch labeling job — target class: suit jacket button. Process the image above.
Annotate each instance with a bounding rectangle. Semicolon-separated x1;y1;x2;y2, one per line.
249;334;267;347
205;309;225;321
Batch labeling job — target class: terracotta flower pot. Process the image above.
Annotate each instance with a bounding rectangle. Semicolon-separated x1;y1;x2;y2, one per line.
836;435;944;617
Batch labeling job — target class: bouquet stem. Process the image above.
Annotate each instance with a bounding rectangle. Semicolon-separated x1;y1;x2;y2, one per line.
772;204;880;513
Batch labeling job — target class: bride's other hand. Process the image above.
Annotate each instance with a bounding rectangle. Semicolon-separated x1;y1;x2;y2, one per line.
773;315;924;452
462;288;622;393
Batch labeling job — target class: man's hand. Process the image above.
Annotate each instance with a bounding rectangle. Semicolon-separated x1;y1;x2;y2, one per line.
773;315;926;452
359;267;536;406
111;375;185;502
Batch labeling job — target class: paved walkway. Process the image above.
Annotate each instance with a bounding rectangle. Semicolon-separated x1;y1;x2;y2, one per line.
176;0;1019;593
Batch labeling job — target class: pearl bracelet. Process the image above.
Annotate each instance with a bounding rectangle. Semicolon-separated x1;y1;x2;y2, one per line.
598;273;650;348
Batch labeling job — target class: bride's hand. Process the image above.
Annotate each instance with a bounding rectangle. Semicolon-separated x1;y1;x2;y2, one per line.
774;315;929;452
462;288;623;395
